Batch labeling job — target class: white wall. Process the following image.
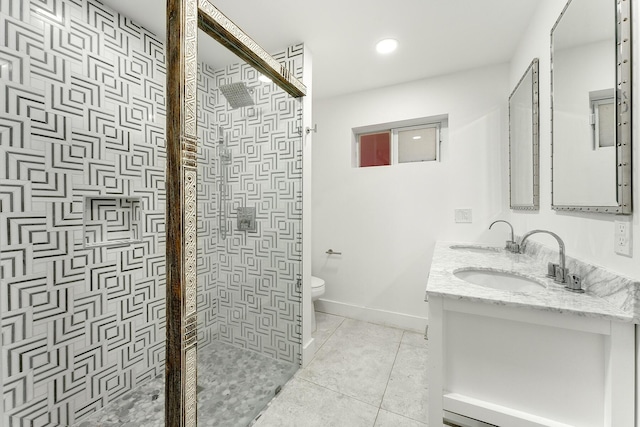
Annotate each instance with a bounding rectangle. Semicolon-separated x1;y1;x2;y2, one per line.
312;64;510;330
508;0;640;280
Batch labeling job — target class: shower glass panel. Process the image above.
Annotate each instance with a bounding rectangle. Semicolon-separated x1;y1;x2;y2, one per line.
196;44;304;425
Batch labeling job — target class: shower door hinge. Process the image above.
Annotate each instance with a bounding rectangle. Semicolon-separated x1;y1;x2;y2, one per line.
296;278;302;293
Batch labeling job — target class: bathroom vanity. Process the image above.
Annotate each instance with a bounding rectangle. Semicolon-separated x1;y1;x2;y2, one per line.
426;242;637;427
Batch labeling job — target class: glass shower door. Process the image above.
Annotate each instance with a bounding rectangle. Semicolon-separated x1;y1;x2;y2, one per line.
195;43;304;426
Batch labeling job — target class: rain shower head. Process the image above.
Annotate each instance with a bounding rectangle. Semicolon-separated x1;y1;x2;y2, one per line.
219;82;255;109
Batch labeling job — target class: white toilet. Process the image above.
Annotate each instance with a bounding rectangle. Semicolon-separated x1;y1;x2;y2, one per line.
310;276;326;332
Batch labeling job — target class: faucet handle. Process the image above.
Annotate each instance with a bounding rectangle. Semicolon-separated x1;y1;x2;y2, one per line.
554;265;568;284
546;262;558;278
565;274;584;293
547;262;568;284
506;241;520;253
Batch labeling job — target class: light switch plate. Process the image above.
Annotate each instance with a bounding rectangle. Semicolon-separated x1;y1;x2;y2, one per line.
454;208;472;223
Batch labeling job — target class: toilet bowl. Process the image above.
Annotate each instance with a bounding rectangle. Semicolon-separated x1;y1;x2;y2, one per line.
311;276;325;300
310;276;325;332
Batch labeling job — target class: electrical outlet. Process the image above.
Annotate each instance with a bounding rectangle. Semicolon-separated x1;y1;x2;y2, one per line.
614;220;632;256
454;209;472;223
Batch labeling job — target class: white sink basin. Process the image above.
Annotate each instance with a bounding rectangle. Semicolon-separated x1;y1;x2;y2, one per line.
449;245;502;253
454;268;545;292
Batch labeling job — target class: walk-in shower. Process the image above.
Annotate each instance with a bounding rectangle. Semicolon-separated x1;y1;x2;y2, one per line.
79;46;306;426
195;56;305;423
0;0;306;425
191;49;306;425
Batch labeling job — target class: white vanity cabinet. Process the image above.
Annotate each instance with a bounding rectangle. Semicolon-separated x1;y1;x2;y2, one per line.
427;296;635;427
426;242;638;427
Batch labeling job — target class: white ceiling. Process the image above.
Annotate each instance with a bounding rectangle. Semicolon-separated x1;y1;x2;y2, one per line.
100;0;541;100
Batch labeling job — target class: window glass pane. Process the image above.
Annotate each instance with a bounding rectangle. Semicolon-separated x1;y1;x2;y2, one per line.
597;102;615;147
398;127;437;163
360;132;390;167
589;89;615;150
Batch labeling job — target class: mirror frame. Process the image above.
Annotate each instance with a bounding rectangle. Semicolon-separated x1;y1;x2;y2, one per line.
550;0;632;214
509;58;540;210
165;1;306;425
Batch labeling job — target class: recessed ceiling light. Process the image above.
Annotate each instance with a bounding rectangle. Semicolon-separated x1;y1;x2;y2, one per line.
412;136;422;140
258;74;272;83
376;38;398;55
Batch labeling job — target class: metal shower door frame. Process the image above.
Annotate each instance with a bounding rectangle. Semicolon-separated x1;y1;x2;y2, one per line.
164;1;306;426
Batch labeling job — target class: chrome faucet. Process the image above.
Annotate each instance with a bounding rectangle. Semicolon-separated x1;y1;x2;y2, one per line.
489;220;519;253
520;229;566;282
519;229;582;292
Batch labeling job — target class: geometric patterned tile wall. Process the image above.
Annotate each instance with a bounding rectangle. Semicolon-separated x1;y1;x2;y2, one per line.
196;63;220;348
0;0;304;424
0;1;167;424
204;45;304;364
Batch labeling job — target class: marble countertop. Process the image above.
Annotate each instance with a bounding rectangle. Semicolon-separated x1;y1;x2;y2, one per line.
426;241;636;323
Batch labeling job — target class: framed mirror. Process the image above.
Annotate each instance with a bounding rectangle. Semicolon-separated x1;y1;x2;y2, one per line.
550;0;632;214
509;58;539;210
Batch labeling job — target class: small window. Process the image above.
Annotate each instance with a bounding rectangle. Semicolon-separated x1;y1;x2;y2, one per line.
354;116;447;168
589;89;615;149
359;131;391;167
395;124;439;163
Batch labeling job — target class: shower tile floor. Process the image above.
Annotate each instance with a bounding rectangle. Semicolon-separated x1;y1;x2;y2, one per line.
78;313;428;427
77;341;297;427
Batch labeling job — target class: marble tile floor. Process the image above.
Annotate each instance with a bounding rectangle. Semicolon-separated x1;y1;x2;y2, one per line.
77;340;298;427
252;313;429;427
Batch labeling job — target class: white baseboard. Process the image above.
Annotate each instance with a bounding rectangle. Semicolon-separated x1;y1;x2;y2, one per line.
444;393;574;427
301;337;316;368
315;299;427;333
